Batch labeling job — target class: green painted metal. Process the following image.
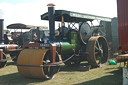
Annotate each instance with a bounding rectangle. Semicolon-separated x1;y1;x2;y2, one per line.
61;42;73;54
70;31;80;51
70;31;78;43
61;31;80;54
70;12;111;22
41;10;112;22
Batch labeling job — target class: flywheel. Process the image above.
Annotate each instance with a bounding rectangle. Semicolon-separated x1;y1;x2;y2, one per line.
86;36;109;67
17;49;60;79
79;22;92;44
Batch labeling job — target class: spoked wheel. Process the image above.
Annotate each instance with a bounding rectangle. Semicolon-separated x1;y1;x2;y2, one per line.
10;51;20;63
61;55;81;66
86;36;109;67
0;53;7;68
17;49;60;79
43;50;60;79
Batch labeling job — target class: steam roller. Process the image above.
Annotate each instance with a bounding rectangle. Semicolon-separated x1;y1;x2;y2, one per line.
0;19;19;68
16;4;110;79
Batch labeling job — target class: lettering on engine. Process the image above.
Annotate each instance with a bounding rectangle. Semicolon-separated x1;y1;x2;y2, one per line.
40;44;49;49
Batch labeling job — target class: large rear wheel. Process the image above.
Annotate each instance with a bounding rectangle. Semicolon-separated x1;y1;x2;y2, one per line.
86;36;109;67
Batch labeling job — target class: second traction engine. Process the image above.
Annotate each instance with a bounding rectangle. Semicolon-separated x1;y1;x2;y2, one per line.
17;4;109;79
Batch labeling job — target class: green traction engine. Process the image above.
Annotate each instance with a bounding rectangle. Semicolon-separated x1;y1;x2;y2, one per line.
16;4;110;79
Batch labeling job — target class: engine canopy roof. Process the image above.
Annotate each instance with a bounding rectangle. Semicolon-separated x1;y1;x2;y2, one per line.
41;10;112;23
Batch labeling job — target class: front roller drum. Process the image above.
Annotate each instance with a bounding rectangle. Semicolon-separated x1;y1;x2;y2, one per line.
17;49;60;79
86;36;109;67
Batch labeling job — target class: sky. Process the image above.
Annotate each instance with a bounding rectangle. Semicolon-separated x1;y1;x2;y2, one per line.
0;0;117;30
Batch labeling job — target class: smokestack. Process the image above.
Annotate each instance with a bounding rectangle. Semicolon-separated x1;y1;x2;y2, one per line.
0;19;3;43
47;3;55;40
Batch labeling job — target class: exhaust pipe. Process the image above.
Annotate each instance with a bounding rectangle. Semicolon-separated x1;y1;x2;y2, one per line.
47;4;55;40
0;19;3;43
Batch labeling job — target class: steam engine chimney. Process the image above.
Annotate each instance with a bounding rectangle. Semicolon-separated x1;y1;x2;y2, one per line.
0;19;3;43
47;4;55;40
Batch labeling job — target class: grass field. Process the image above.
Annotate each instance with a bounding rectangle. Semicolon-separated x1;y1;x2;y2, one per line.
0;60;123;85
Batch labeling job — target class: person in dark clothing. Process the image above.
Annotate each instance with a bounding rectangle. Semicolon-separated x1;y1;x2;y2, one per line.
4;34;9;44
